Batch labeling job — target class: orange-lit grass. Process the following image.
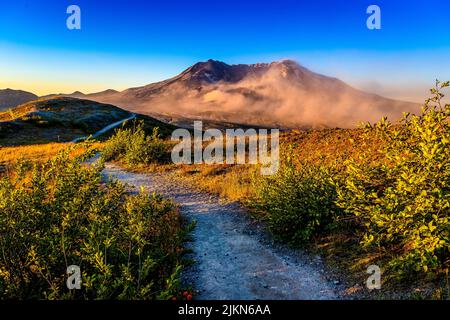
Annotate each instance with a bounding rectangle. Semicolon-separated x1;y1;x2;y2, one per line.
0;142;103;168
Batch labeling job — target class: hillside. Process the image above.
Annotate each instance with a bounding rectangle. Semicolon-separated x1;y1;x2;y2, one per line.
0;97;175;146
0;88;38;111
66;59;420;129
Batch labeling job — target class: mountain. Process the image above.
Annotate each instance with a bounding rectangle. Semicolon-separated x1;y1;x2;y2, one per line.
0;88;38;111
0;97;175;146
71;59;420;129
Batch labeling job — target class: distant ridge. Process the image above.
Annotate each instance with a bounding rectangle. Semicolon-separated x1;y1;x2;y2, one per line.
0;88;38;111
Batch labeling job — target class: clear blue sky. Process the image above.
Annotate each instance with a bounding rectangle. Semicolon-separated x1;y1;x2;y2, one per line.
1;0;449;101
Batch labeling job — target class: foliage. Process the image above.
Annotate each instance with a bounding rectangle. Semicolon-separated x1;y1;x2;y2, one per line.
0;145;184;299
336;81;450;275
251;146;342;245
102;120;170;165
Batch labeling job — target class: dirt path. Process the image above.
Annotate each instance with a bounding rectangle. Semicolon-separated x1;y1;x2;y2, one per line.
102;163;341;300
71;114;136;143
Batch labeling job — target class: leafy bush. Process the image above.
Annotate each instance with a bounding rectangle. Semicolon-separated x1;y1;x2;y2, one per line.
251;146;341;245
102;121;170;165
336;81;450;274
0;145;184;299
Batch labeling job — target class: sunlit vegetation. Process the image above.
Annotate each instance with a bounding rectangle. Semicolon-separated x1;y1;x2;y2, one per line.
0;143;188;299
102;120;172;165
336;81;450;275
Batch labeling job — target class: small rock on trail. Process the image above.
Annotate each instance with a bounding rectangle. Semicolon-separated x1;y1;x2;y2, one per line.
102;163;340;300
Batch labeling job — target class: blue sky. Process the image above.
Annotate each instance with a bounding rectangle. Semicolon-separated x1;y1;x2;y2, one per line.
1;0;449;101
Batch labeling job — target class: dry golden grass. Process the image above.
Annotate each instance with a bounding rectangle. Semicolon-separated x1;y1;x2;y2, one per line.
113;129;369;205
172;163;257;203
167;129;370;204
0;142;103;167
0;104;35;121
0;143;68;166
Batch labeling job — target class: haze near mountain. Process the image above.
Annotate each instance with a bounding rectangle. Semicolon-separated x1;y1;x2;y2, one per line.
63;60;421;128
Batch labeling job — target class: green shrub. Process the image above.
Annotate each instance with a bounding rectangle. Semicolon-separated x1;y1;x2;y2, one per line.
336;81;450;275
103;121;170;165
0;145;184;299
251;147;341;245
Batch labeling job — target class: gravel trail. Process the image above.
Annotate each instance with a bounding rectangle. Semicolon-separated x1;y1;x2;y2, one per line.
102;163;340;300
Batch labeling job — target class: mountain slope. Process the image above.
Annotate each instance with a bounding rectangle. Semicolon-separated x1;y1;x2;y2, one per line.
74;59;420;129
0;97;175;146
0;88;38;111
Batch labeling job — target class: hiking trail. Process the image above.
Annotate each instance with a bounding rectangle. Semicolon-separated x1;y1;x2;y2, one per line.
102;163;341;300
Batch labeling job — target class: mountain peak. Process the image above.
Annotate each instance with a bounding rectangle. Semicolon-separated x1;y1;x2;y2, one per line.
266;59;302;69
277;58;299;64
191;59;229;71
180;59;247;84
206;58;224;64
176;59;309;84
